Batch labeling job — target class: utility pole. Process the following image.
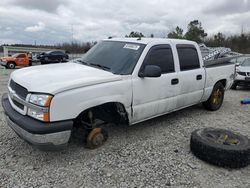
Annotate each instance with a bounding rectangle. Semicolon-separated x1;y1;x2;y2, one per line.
241;24;244;35
71;24;74;43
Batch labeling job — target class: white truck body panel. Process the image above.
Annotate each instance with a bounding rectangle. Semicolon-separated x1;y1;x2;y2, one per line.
50;75;133;122
11;63;122;94
8;38;235;125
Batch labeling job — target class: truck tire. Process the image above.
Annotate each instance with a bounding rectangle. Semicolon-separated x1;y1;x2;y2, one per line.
203;82;224;111
190;128;250;168
7;62;16;69
230;81;237;90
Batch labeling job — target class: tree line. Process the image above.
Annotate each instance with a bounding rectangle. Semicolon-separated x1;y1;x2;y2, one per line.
1;19;249;54
126;20;250;53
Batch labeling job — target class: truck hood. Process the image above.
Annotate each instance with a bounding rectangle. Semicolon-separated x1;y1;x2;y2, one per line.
0;57;15;61
238;66;250;72
11;62;122;94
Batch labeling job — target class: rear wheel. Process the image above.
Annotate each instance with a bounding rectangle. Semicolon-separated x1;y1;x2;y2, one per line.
203;82;225;111
7;62;15;69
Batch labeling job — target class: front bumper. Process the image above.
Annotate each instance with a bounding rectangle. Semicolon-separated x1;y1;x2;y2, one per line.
0;61;7;66
235;75;250;86
2;93;73;150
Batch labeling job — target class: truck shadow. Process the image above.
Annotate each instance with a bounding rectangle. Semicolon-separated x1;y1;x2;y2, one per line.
235;86;250;91
68;103;204;149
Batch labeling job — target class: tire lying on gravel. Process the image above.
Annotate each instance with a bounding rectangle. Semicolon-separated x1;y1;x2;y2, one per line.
190;128;250;168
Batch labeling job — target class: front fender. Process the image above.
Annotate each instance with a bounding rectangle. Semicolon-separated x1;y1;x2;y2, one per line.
49;78;132;122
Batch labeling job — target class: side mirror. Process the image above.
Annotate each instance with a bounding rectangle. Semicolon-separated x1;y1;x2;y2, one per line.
139;65;162;78
236;63;240;67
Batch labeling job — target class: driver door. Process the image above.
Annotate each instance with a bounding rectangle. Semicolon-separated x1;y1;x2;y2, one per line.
16;54;26;65
131;45;179;123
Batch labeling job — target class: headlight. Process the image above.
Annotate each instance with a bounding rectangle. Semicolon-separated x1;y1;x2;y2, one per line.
237;72;246;76
29;94;52;107
28;94;53;122
28;108;49;122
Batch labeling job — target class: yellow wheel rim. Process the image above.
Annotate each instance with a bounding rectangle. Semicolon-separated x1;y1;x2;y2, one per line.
212;89;222;105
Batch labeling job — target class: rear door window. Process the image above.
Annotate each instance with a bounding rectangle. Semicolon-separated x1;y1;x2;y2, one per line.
17;54;26;58
177;45;200;71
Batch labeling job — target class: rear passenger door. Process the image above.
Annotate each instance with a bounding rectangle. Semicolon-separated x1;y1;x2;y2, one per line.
176;44;205;108
132;45;179;123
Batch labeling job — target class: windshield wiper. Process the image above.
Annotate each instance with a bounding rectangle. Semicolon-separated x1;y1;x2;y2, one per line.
89;63;111;71
76;60;111;72
75;59;88;65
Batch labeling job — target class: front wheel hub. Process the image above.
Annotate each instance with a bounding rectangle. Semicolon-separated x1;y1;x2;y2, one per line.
86;128;108;149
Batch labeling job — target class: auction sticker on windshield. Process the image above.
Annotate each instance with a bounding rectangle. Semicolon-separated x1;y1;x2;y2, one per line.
123;44;140;50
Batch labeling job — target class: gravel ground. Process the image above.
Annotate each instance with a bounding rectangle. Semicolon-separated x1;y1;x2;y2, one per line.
1;67;250;188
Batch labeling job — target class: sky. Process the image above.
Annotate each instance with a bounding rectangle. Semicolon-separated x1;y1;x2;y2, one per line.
0;0;249;45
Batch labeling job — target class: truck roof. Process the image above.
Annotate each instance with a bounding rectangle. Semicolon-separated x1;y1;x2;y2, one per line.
103;37;197;46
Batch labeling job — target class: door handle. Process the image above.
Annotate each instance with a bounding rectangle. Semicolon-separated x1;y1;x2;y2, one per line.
171;78;179;85
196;75;202;80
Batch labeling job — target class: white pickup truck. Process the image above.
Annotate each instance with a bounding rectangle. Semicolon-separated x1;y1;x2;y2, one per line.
2;38;235;149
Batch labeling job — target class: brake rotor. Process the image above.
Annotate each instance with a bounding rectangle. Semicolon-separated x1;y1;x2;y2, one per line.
86;128;108;149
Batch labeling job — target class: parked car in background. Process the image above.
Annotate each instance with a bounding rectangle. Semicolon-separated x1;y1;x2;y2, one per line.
0;53;31;69
38;51;69;64
231;58;250;89
230;55;250;65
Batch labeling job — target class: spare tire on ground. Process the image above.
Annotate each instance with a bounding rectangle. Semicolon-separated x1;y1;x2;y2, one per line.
190;128;250;168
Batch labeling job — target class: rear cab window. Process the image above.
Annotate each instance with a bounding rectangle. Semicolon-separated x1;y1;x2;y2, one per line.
176;44;200;71
141;44;175;74
17;54;26;58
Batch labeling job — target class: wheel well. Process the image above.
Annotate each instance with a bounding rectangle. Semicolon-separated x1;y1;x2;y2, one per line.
75;102;129;127
8;61;16;65
216;79;227;88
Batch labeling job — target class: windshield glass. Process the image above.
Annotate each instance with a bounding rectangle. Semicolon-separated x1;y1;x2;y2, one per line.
78;41;146;75
241;59;250;67
12;53;21;57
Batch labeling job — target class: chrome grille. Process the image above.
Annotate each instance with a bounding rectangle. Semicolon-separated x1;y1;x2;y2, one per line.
13;100;24;110
9;80;28;100
238;72;246;76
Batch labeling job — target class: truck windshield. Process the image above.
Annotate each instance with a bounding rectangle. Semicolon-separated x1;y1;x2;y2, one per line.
12;54;21;58
241;59;250;67
78;41;146;75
